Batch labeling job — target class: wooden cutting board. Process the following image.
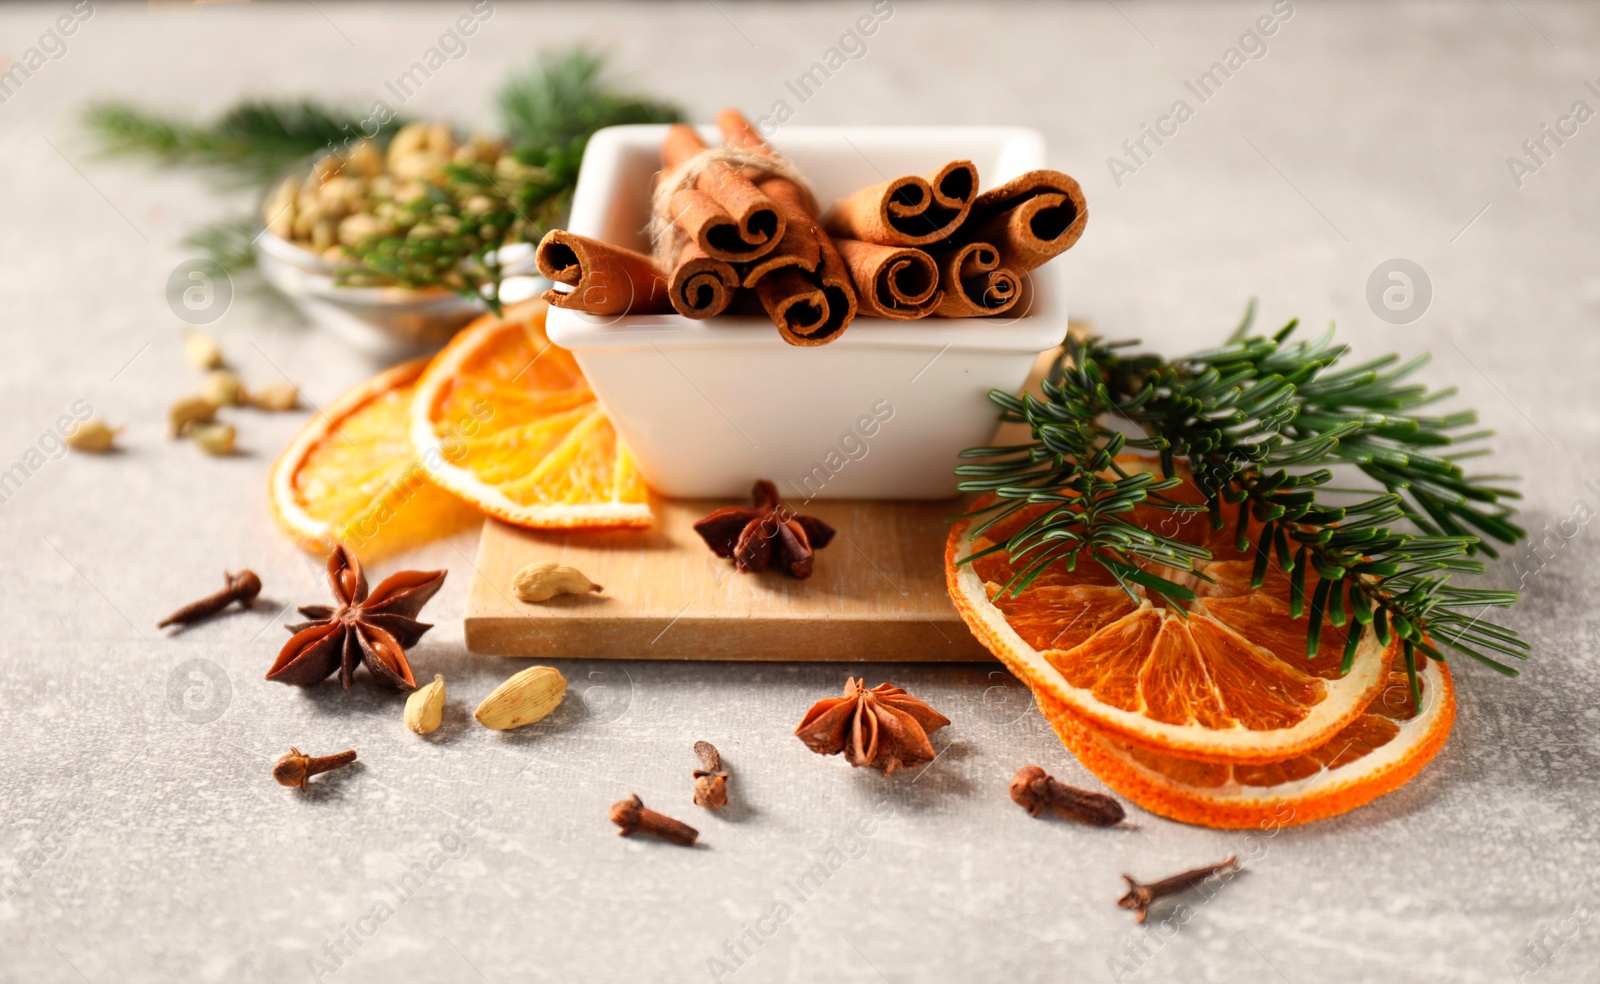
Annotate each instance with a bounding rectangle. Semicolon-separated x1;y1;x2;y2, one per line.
463;498;989;661
462;349;1057;661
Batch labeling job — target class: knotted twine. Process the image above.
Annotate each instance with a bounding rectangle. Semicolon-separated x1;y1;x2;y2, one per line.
646;146;819;271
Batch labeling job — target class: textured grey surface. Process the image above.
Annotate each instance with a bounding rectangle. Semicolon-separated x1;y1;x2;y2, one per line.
2;2;1599;982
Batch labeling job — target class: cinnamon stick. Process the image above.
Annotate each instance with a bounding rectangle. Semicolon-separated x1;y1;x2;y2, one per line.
752;267;829;341
734;177;820;287
747;227;854;345
957;169;1087;272
809;232;857;344
823;159;979;247
834;238;942;321
535;229;672;315
660;125;785;263
931;242;1021;318
748;182;855;343
714;109;794;187
717;108;857;345
669;240;741;319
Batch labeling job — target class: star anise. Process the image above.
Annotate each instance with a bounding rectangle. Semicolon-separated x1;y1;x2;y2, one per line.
795;678;951;774
693;479;836;578
265;546;446;691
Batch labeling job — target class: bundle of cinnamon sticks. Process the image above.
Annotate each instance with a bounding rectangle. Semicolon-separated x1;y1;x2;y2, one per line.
537;108;1087;347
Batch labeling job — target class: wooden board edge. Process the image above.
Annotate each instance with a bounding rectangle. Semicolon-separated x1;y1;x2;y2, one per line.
464;613;994;662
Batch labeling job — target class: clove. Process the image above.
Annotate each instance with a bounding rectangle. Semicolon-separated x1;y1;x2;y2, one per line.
158;569;262;628
273;747;357;790
692;741;730;810
1117;855;1239;923
609;794;698;846
1009;765;1126;826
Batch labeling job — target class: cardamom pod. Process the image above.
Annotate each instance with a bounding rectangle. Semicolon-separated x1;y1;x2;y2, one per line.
243;381;300;411
404;674;446;735
169;395;218;437
191;420;236;456
512;562;602;603
201;369;244;407
474;666;566;730
65;419;121;453
184;332;225;370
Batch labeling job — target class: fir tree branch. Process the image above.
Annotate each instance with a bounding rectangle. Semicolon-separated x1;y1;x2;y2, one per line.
498;47;680;158
83;48;682;305
82;100;404;186
957;305;1529;698
337;48;682;311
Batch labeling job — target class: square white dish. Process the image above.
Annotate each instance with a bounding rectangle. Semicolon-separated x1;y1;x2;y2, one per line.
544;124;1068;500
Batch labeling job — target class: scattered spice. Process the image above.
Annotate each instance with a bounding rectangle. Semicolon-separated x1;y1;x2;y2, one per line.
405;674;446;734
474;665;566;730
65;419;122;453
795;678;949;775
265;545;445;691
157;569;262;628
184;331;225;370
273;746;357;790
512;562;602;603
260;123;509;262
1009;765;1126;827
692;741;729;809
609;794;698;846
191;420;237;456
201;368;244;407
169;395;218;437
693;479;836;578
243;381;301;411
1117;855;1239;924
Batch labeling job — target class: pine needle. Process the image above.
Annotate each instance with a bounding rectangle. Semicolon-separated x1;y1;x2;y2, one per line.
498;48;680;159
339;47;682;310
82;100;405;186
81;47;683;295
957;302;1529;699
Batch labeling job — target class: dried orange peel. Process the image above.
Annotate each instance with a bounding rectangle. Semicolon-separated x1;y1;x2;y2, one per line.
941;458;1464;827
268;358;479;560
407;299;651;530
1040;657;1454;829
946;461;1392;766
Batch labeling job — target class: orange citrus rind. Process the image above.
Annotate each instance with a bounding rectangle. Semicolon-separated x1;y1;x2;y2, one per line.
945;459;1393;766
269;358;480;559
407;299;652;531
1040;656;1455;829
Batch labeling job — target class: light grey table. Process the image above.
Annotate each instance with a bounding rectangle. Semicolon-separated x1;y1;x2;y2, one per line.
2;2;1597;982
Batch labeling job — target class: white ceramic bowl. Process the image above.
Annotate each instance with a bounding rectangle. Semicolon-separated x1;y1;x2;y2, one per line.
545;125;1067;500
253;152;545;355
257;232;545;355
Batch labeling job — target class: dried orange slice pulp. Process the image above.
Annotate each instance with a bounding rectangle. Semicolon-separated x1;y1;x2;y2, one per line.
269;359;481;559
408;299;651;529
946;459;1392;765
1041;656;1454;829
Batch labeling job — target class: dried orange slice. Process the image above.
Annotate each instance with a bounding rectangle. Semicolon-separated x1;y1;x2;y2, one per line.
946;459;1393;765
408;299;651;529
269;359;481;559
1040;656;1454;828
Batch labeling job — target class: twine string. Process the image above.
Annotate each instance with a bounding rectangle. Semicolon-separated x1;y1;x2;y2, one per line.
647;146;816;270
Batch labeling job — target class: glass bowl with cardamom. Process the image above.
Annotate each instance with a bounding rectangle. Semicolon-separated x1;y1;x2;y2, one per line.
255;123;547;354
